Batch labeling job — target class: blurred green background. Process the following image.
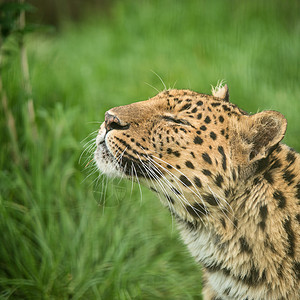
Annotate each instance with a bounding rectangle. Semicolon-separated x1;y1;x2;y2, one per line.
0;0;299;299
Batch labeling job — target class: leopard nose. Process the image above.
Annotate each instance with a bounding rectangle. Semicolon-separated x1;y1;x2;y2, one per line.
105;112;130;132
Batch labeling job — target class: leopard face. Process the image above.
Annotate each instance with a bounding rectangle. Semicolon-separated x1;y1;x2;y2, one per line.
94;85;287;224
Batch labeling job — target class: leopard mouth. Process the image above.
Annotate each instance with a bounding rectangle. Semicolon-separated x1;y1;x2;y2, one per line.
94;132;125;177
95;134;163;180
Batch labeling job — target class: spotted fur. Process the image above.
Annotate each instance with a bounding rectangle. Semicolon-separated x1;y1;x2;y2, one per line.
94;84;300;300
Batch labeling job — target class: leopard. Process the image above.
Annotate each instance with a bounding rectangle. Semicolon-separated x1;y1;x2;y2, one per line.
94;83;300;300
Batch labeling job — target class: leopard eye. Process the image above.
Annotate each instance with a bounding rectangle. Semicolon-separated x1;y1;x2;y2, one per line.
162;116;189;125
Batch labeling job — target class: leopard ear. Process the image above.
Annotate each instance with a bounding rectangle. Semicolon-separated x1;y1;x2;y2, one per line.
212;83;229;102
232;111;287;164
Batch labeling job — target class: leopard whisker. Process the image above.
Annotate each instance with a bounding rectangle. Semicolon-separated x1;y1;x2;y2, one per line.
146;159;214;225
132;162;143;202
144;82;160;93
80;139;97;165
136;154;176;213
149;155;211;218
150;69;167;91
207;184;234;215
81;163;100;184
142;153;208;221
80;130;98;144
130;164;135;197
206;184;236;227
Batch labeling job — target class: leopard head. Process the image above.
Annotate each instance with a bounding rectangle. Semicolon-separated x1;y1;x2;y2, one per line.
94;84;287;224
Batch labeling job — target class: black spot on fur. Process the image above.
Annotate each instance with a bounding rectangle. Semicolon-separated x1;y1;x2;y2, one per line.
186;203;208;218
196;100;203;106
218;146;227;171
259;221;266;231
211;102;221;107
295;182;300;200
264;235;277;253
260;205;268;221
173;151;180;157
253;177;260;185
283;169;295;185
233;218;238;227
219;115;224;123
204;262;230;276
185;161;195;169
259;205;268;231
200;125;207;131
222;105;230;112
204;261;265;287
197;113;202;119
283;217;295;257
243;266;265;286
239;237;252;253
191;107;197;113
269;158;282;171
255;157;269;174
179;175;192;187
210;131;217;140
224;287;231;296
203;194;218;206
232;169;236;181
202;169;212;176
204;116;211;124
263;170;274;184
202;152;212;164
116;137;132;150
179;103;192;112
286;151;296;165
277;264;284;278
294;262;300;280
194;136;203;145
215;174;224;188
275;144;282;153
273;190;286;208
224;188;231;198
194;176;202;188
220;218;226;229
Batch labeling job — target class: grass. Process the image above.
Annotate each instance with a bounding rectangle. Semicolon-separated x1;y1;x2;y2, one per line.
0;0;299;299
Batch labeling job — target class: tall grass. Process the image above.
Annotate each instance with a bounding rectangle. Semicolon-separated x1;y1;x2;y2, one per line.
0;0;299;299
